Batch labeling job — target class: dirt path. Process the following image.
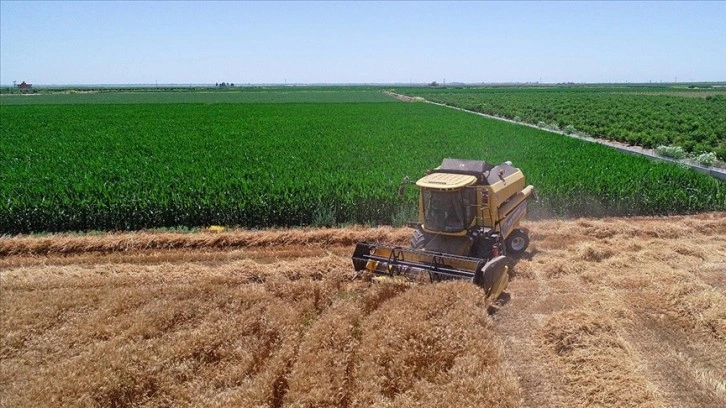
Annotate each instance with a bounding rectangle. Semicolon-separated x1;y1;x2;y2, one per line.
491;279;581;407
491;214;726;407
625;311;724;407
385;91;726;178
2;214;724;407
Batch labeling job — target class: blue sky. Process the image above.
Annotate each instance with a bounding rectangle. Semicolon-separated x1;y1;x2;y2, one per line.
1;1;724;85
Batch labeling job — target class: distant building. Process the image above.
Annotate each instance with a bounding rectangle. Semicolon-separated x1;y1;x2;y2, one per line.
17;81;32;89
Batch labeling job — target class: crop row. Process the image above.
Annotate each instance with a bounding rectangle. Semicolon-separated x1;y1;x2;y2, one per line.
396;86;726;159
1;100;724;233
0;87;394;105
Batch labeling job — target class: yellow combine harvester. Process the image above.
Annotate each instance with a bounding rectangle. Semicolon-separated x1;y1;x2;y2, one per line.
352;158;536;300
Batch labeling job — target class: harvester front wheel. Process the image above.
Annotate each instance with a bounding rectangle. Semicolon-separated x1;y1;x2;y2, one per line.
411;229;429;249
505;229;529;255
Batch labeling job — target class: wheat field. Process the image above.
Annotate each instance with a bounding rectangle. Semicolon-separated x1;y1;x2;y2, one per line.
1;213;724;407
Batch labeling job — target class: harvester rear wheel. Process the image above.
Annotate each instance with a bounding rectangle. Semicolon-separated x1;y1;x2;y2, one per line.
505;229;529;255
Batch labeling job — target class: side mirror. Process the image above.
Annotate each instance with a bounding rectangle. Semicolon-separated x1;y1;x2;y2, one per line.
398;176;411;196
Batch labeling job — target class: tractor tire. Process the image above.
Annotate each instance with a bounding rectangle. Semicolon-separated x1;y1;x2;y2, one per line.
505;229;529;255
411;229;428;249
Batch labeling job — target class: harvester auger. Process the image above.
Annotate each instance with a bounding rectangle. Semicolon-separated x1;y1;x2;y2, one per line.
352;158;536;300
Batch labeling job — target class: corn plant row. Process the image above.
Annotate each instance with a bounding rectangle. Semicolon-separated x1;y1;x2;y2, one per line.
1;101;723;233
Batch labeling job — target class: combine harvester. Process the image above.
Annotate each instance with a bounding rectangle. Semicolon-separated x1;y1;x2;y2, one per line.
353;158;536;300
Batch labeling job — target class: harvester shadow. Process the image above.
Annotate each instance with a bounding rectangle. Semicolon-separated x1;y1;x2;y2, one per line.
488;292;511;315
516;248;540;262
485;252;533;315
505;249;538;282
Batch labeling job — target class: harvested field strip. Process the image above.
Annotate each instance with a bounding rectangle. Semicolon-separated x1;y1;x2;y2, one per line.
540;305;660;407
489;213;725;407
2;212;722;258
623;310;726;406
2;213;725;407
0;226;411;257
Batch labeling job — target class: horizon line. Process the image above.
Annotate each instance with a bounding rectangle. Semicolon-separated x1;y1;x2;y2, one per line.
4;80;726;88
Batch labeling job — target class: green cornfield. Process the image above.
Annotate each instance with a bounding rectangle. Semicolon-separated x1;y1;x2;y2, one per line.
1;90;724;233
396;86;726;158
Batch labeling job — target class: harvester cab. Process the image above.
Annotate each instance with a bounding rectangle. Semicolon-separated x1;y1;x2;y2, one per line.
352;158;536;300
